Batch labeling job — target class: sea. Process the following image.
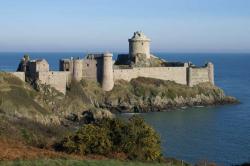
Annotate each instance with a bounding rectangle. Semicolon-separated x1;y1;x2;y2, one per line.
0;52;250;165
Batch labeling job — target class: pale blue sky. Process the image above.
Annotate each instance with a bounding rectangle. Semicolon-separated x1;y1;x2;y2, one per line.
0;0;250;52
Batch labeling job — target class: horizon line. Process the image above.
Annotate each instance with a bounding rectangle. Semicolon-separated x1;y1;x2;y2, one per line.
0;51;250;54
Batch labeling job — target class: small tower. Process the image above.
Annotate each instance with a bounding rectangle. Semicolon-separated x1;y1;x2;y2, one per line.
73;58;83;81
102;52;114;91
129;31;151;60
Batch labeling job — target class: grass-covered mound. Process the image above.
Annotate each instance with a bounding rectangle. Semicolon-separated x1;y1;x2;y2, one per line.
56;116;162;161
0;72;50;121
0;72;112;125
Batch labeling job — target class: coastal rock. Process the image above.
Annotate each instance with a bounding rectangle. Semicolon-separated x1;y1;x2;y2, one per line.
101;77;239;112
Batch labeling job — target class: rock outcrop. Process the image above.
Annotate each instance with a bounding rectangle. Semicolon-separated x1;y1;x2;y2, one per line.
101;77;238;112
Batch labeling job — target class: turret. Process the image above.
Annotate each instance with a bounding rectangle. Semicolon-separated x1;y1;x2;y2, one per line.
129;31;151;60
73;58;83;81
102;52;114;91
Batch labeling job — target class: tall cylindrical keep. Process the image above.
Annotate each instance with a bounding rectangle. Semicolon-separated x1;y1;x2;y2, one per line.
102;53;114;91
207;62;214;85
129;31;151;59
73;59;83;81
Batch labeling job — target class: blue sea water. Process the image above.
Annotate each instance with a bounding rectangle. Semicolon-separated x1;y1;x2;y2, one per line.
0;52;250;165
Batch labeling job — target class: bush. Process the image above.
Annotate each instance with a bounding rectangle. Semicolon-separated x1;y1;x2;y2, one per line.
118;116;162;161
59;124;112;155
57;116;162;161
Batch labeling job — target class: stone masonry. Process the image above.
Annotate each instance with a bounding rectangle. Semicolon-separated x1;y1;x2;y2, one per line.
10;31;215;94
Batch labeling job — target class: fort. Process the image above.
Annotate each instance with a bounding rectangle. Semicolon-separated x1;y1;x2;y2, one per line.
11;31;214;94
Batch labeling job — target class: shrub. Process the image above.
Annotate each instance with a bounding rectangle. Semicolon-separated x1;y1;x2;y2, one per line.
121;116;162;161
57;116;162;161
59;124;112;155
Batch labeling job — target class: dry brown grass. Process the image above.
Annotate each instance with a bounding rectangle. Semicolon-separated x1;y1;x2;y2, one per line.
0;138;73;160
0;138;110;161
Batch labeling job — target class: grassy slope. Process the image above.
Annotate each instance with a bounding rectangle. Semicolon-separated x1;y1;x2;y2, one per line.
0;73;47;117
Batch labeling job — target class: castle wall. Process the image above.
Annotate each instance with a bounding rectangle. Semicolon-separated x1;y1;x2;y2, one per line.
10;72;25;82
60;60;74;73
37;71;70;94
82;59;98;81
114;67;188;85
207;62;214;85
188;67;211;87
29;60;49;79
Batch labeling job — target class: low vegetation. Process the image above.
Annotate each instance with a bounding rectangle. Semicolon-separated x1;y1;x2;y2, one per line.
56;116;162;161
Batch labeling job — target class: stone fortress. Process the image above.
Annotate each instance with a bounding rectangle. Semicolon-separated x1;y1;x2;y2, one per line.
12;31;214;94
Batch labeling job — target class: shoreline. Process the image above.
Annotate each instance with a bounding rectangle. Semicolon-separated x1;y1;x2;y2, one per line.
103;95;239;114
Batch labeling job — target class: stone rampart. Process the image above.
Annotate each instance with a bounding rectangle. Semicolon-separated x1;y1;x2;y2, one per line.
82;59;98;81
114;67;188;85
37;71;70;94
188;67;211;87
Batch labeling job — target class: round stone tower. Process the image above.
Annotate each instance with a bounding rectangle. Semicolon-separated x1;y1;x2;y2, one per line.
129;31;151;60
102;52;114;91
73;58;83;81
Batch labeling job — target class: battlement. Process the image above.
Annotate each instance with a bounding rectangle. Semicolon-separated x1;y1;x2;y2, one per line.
129;31;151;42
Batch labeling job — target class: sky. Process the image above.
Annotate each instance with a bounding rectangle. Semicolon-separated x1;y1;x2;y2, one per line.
0;0;250;53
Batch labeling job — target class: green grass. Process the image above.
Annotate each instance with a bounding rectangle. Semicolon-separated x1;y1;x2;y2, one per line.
0;159;183;166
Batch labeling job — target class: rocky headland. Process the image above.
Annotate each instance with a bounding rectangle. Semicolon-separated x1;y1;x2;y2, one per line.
102;77;238;113
0;72;239;164
0;72;238;125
